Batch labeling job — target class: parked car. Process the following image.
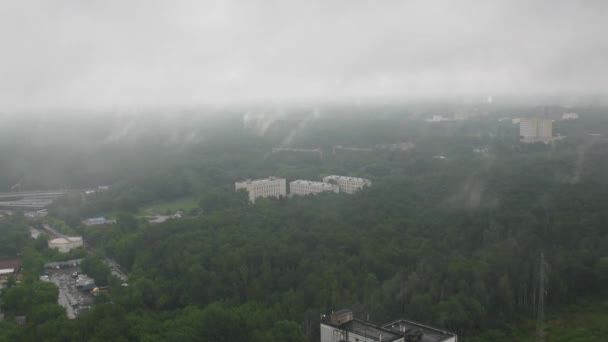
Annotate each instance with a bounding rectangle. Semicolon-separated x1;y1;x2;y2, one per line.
80;282;96;292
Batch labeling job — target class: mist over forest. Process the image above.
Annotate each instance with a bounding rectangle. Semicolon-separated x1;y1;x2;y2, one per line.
1;100;607;341
2;1;608;341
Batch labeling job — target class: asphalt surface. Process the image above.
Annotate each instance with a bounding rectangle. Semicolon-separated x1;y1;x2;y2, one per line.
47;266;93;319
103;258;128;283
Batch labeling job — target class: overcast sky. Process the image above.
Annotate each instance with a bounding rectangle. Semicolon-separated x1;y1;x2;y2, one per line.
1;0;607;111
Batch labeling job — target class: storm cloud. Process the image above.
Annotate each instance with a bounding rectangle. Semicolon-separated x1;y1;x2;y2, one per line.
1;0;607;111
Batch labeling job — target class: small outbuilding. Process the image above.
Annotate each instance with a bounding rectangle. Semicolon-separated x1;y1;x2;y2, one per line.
0;258;21;281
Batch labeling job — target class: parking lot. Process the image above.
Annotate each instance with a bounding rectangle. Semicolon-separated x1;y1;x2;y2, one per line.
44;263;94;319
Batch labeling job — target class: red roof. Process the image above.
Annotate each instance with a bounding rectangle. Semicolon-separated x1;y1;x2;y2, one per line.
0;258;21;271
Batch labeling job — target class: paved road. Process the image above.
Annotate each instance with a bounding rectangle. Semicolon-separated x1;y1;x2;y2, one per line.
83;242;128;283
103;257;128;282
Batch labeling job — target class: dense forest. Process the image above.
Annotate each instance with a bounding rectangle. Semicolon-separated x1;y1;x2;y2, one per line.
1;106;607;341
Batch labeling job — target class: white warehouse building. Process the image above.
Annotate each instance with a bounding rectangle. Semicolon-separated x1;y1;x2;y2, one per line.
290;180;339;196
235;177;287;203
322;175;372;194
48;236;83;253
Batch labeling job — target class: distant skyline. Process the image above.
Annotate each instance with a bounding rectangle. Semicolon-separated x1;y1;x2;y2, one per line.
2;0;608;111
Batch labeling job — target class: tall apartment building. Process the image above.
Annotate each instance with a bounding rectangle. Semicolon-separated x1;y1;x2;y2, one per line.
322;175;372;194
235;177;286;203
520;118;553;142
290;180;339;196
320;309;457;342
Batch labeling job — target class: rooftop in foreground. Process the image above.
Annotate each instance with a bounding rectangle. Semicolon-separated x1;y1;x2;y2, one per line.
321;309;456;342
341;319;402;341
383;319;457;342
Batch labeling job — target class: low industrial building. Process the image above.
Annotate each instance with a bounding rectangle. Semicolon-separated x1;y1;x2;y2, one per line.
40;223;65;237
48;237;84;253
146;211;184;224
83;217;116;226
235;177;287;203
290;180;339;196
24;209;48;218
322;175;372;194
0;191;65;210
84;185;110;196
321;309;457;342
0;258;21;282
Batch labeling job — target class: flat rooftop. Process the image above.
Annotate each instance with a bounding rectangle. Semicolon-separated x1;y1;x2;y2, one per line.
49;236;83;244
341;319;402;342
290;180;337;188
383;319;457;342
321;309;456;342
324;175;371;183
236;177;285;184
0;191;66;209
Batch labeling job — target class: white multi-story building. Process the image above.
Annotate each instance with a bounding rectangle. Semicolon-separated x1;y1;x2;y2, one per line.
320;309;457;342
290;180;339;196
235;177;287;203
520;118;553;142
322;175;371;194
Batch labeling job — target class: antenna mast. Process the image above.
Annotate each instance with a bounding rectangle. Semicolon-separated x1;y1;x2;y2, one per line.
536;252;546;342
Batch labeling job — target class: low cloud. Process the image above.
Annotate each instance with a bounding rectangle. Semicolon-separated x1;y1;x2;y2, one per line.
1;0;607;111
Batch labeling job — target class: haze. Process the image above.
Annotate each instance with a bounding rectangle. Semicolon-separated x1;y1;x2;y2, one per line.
2;0;607;111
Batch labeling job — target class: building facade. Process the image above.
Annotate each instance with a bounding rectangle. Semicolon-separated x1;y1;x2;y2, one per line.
520;118;553;142
235;177;287;203
322;175;372;194
290;180;339;196
321;309;457;342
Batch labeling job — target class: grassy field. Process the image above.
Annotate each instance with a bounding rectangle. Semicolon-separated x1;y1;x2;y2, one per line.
539;299;608;342
139;197;199;215
469;298;608;342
